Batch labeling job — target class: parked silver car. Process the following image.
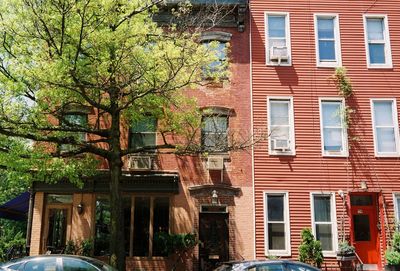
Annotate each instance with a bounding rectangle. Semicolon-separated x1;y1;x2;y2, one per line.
213;260;321;271
0;255;117;271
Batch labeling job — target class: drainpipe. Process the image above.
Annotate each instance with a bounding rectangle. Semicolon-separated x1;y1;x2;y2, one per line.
25;189;35;256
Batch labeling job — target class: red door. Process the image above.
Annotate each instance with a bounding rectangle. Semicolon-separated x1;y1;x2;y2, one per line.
350;194;381;267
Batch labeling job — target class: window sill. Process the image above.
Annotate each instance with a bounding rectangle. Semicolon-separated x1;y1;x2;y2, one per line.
128;256;168;260
269;151;295;156
367;64;393;69
322;152;348;158
266;62;292;67
265;251;291;257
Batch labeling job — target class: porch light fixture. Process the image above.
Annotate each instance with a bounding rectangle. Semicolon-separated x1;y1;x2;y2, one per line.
77;202;84;215
360;181;368;190
211;190;219;205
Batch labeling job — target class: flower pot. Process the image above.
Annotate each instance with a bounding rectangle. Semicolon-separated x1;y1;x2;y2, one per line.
336;255;356;261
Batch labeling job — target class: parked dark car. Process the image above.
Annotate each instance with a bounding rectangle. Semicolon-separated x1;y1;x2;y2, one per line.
0;255;117;271
213;260;321;271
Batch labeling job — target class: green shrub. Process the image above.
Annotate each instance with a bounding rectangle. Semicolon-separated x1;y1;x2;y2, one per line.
386;231;400;265
298;228;323;268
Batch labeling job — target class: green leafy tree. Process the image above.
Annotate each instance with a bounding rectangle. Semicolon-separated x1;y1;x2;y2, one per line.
0;1;226;269
298;228;323;268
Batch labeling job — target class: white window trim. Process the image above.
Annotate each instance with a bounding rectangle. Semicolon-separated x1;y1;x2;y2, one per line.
363;14;392;69
264;191;291;256
265;12;292;66
393;193;400;228
319;98;348;157
267;96;296;156
370;98;400;157
314;14;342;68
310;192;338;257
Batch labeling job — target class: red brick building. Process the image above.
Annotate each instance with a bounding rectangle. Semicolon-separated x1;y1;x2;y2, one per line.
251;0;400;270
27;1;253;271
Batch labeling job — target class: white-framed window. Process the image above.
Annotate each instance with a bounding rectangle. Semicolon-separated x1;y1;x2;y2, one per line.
393;194;400;229
311;193;338;256
268;97;295;155
319;98;348;157
314;14;342;67
371;99;400;157
363;15;392;68
264;192;291;256
265;12;291;66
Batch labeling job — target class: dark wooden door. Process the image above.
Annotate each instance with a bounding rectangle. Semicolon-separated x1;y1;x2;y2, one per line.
199;213;229;271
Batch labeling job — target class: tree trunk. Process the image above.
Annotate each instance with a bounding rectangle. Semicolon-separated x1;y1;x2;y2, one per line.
108;109;125;271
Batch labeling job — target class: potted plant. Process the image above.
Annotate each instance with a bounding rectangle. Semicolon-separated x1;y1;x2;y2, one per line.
385;231;400;271
336;240;356;261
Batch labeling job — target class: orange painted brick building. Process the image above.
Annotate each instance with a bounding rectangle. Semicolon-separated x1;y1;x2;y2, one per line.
27;1;253;271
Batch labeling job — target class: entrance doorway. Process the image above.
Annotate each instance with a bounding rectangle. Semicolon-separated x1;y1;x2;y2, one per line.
350;193;381;269
43;206;71;254
199;211;229;271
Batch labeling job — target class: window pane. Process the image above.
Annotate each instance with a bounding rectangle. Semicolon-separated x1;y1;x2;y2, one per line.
267;195;284;221
257;264;285;271
25;258;57;271
268;223;285;250
130;117;156;150
62;258;98;271
369;44;385;64
377;127;396;152
322;103;341;126
202;116;228;151
47;194;73;204
133;197;150;256
353;215;371;241
316;224;333;251
323;128;343;151
350;195;373;206
203;41;227;73
94;196;110;256
269;39;286;48
270;126;290;139
268;16;286;38
270;102;289;125
130;133;156;150
367;18;384;40
153;197;170;256
374;101;393;126
319;41;335;61
131;118;156;133
65;114;87;126
318;18;334;39
314;195;331;222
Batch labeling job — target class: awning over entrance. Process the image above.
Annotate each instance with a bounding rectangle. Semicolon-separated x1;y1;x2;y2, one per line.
0;192;30;221
32;171;180;194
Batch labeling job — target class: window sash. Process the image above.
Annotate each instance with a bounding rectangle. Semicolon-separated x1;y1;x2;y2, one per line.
264;192;290;255
268;98;295;155
201;115;228;151
312;194;335;253
130;117;157;150
266;12;291;65
315;15;340;66
372;100;399;155
364;15;391;67
320;100;347;156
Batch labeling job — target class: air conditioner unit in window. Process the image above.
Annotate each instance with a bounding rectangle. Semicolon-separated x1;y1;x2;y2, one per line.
128;155;152;170
207;156;224;170
272;139;290;151
270;46;289;64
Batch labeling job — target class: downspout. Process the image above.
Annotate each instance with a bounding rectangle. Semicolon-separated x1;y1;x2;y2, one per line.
25;188;35;256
